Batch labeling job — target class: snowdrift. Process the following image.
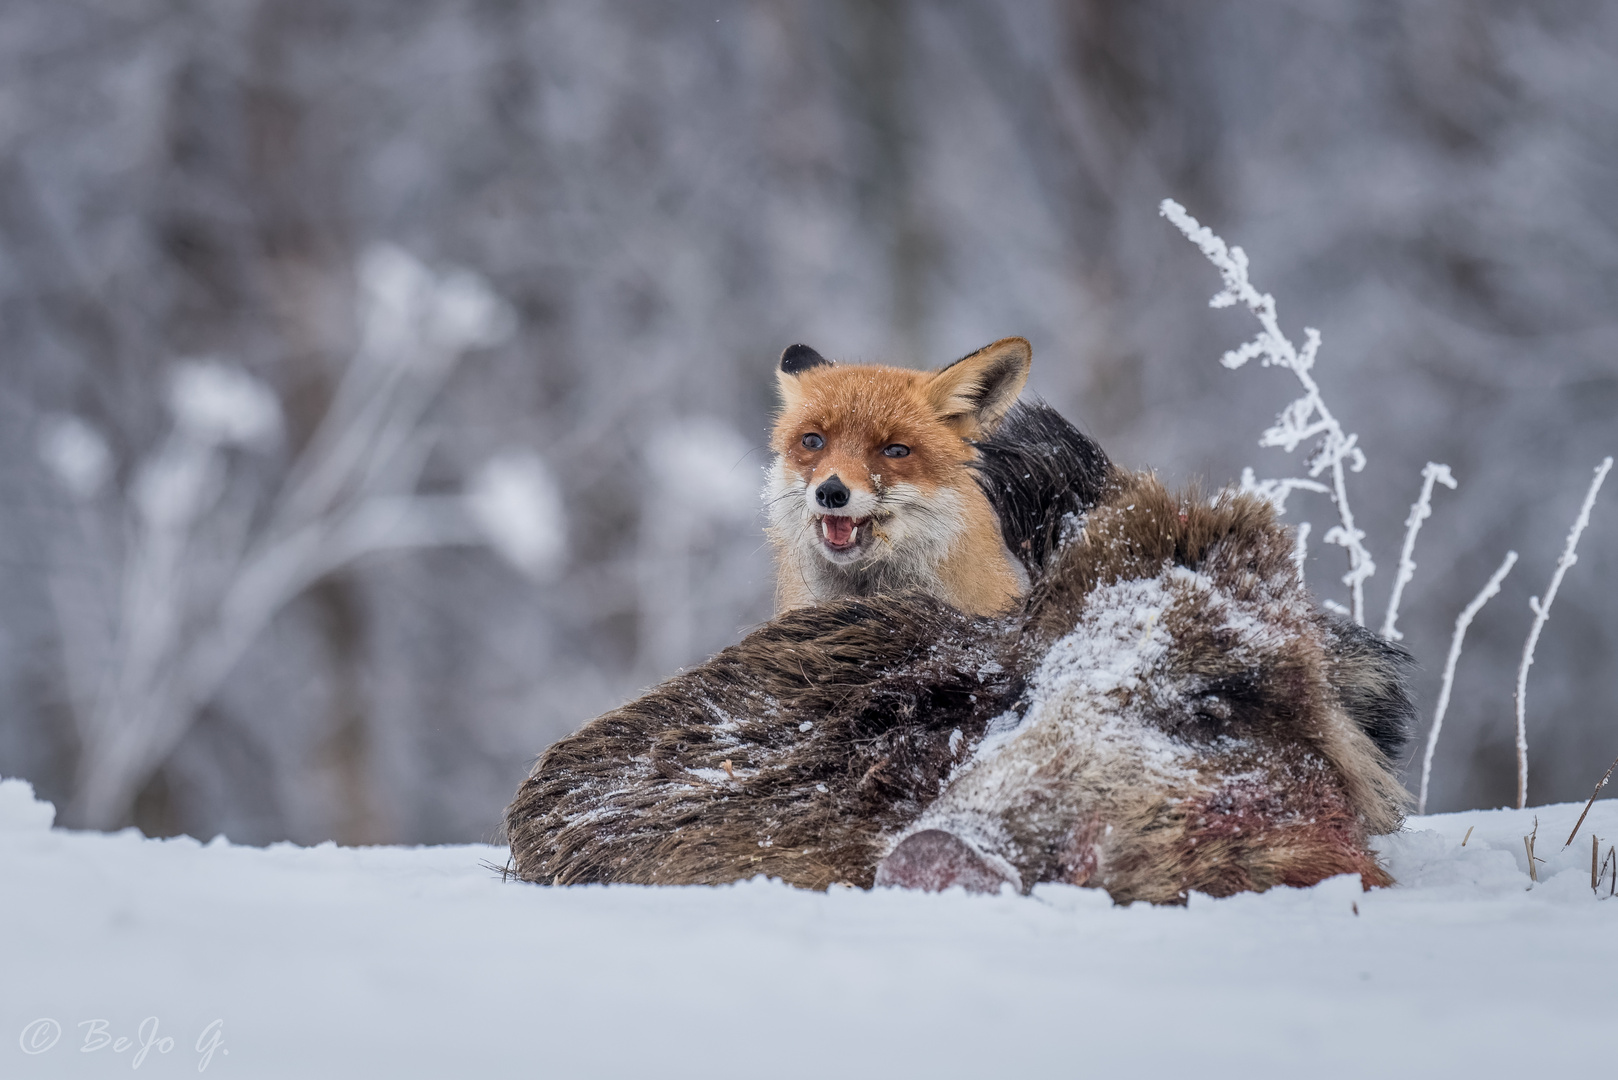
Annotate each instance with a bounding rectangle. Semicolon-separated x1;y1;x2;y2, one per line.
3;777;1613;1078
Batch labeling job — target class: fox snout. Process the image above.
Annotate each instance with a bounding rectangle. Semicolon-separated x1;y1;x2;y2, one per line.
804;472;876;518
796;470;880;559
814;475;850;510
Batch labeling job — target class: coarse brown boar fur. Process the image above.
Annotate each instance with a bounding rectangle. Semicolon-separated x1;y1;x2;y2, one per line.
504;468;1415;904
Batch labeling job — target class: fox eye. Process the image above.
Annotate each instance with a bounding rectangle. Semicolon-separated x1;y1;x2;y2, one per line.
801;433;824;450
882;444;910;458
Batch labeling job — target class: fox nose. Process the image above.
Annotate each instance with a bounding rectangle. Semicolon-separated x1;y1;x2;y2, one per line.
815;476;850;510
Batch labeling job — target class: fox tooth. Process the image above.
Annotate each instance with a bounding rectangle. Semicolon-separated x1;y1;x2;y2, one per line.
849;525;858;543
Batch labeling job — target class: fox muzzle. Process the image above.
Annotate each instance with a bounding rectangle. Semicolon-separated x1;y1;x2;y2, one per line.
815;476;850;510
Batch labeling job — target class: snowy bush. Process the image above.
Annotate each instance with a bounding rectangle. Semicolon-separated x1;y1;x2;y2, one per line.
37;245;554;830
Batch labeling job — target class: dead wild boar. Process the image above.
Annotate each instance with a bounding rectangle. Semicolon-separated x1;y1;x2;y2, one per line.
504;421;1413;902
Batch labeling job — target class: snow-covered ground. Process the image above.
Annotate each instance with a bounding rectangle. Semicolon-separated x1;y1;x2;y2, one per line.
4;776;1613;1078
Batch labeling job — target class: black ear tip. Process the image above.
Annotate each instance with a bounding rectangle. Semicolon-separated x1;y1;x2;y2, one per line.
780;343;831;375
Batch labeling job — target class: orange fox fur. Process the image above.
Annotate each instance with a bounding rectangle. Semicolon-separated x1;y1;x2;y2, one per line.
766;338;1033;616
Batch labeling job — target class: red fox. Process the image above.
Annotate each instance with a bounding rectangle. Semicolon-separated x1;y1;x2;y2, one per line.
766;337;1048;616
506;363;1415;899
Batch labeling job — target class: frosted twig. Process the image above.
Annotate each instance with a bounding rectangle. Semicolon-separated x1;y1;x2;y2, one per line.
1161;199;1375;624
1381;463;1456;640
1239;468;1329;514
1291;521;1311;586
1416;549;1517;814
1514;456;1612;809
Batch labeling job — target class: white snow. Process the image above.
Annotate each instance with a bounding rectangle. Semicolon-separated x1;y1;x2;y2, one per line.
37;415;113;500
357;243;515;360
682;767;732;786
427;267;517;352
3;776;1614;1078
167;362;283;449
465;451;568;580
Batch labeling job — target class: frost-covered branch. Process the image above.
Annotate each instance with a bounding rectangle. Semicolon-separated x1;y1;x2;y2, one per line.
41;245;567;830
1291;521;1311;586
1161;199;1376;624
1381;463;1457;641
1417;550;1517;815
1238;468;1330;515
1514;457;1613;809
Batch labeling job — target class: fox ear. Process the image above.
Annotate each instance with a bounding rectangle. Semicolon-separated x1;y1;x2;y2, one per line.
776;344;831;409
926;337;1031;437
779;344;831;375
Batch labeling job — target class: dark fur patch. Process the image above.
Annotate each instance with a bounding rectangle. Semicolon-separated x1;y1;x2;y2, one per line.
779;343;830;374
971;401;1113;577
1326;617;1418;762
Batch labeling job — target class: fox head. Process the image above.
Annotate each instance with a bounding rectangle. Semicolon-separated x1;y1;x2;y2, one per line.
765;337;1033;614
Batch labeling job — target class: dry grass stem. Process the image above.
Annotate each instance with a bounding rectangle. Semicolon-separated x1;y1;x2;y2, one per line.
1461;825;1474;847
1562;752;1618;848
1524;816;1544;883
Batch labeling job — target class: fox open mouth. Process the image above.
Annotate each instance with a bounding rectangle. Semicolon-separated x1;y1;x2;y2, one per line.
817;514;872;554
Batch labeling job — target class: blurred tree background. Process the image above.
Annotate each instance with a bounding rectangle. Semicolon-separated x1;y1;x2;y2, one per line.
1;0;1614;843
